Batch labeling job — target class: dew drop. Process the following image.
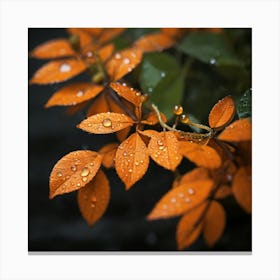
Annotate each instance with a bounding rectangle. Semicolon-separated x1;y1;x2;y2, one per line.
127;67;132;72
56;171;63;177
128;169;133;173
66;175;70;179
161;72;166;77
122;82;127;86
87;123;92;127
89;162;94;166
157;140;164;146
227;174;233;181
82;177;87;182
90;203;96;208
91;196;97;202
76;90;84;97
135;161;139;166
140;160;144;164
77;182;81;187
159;145;165;150
102;118;112;127
178;192;184;198
135;91;141;96
81;167;90;177
210;58;216;65
148;87;153;93
188;188;195;195
131;52;136;58
171;197;176;203
123;151;128;156
115;53;122;59
184;197;191;203
123;58;130;64
71;165;77;172
86;51;93;58
59;63;71;72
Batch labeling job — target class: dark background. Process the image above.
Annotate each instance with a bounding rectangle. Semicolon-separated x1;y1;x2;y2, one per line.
28;28;251;251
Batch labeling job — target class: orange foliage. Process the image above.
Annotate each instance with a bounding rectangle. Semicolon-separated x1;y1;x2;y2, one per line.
30;28;251;250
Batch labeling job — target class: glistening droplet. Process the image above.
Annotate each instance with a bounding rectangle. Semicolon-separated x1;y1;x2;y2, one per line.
81;167;90;177
56;171;63;177
59;63;71;72
123;58;130;64
71;165;77;172
102;118;112;127
188;188;195;195
76;90;84;97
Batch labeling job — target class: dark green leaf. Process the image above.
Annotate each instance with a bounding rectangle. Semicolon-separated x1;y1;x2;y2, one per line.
139;53;184;120
237;89;251;119
178;31;243;67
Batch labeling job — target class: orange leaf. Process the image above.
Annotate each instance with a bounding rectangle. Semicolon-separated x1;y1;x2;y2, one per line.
214;185;232;199
180;141;221;169
232;166;252;213
147;179;213;220
82;43;114;64
45;83;104;108
77;169;110;225
110;82;142;106
87;94;109;117
99;143;119;168
82;28;103;37
116;127;131;142
115;133;149;190
30;39;75;59
218;118;252;142
176;167;210;187
203;201;226;247
141;111;167;125
106;48;143;81
176;203;207;250
134;33;175;53
148;131;182;171
208;96;235;129
30;59;87;84
67;28;93;48
77;112;134;134
49;150;102;199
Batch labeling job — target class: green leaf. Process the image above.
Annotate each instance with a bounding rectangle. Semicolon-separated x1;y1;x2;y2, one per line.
139;53;184;120
237;89;251;119
178;31;243;67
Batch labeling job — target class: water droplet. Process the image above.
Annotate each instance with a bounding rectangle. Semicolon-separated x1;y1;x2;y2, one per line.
159;145;165;150
82;177;87;182
81;167;90;177
135;161;139;166
210;58;216;65
123;151;128;156
157;140;164;146
148;87;153;93
77;182;81;187
127;67;132;72
161;72;166;77
87;123;92;127
188;188;195;195
66;175;70;179
71;165;77;172
56;171;63;177
123;58;130;64
122;82;127;86
140;160;144;164
171;197;176;203
131;52;136;58
115;53;122;59
102;118;112;127
184;197;191;203
227;174;233;181
178;192;184;198
91;196;97;202
59;63;71;72
128;169;133;173
90;203;96;208
86;51;93;57
135;91;141;96
89;162;94;166
76;90;84;97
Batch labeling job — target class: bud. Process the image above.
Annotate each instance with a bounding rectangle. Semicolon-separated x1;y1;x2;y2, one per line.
173;105;183;116
92;72;105;84
180;114;190;124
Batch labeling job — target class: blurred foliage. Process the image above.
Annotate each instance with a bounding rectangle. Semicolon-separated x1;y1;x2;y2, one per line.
129;28;251;124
